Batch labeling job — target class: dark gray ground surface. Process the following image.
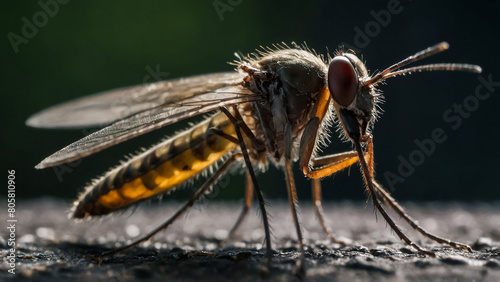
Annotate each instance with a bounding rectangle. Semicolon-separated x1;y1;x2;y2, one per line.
1;198;499;281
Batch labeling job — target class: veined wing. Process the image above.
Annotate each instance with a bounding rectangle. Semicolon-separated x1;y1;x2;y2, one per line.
31;72;262;169
26;72;248;128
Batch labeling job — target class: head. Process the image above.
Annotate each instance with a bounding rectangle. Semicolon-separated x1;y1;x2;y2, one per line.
327;42;481;142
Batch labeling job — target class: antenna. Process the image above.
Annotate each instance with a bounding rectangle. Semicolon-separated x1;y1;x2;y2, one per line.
364;42;482;87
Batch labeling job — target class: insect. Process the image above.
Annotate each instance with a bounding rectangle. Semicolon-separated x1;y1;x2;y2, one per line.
27;41;481;276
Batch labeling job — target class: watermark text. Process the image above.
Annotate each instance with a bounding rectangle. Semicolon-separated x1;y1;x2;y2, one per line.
6;170;17;274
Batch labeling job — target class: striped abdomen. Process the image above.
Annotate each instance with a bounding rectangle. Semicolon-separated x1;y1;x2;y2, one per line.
72;111;238;218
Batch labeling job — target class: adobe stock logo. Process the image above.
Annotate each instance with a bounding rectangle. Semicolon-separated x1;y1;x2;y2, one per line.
384;74;499;191
213;0;243;22
7;0;71;54
340;0;407;52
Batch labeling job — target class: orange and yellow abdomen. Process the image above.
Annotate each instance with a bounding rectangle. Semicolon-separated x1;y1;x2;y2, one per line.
72;112;237;218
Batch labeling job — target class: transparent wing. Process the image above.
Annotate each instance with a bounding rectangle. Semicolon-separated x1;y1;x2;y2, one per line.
31;72;261;169
27;72;248;128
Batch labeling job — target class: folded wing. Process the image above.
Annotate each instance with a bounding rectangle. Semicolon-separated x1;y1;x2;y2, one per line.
28;72;260;168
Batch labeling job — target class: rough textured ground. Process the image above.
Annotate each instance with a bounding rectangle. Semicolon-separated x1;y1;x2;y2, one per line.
1;198;499;281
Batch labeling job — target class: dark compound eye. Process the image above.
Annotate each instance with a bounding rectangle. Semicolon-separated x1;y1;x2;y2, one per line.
328;56;358;107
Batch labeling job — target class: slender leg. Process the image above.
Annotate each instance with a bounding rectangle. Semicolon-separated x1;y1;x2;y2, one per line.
311;179;352;245
283;123;305;278
226;173;254;240
284;123;306;278
299;117;365;178
373;181;472;251
306;152;363;178
311;152;359;167
299;117;364;244
220;106;272;274
100;153;242;257
362;136;472;251
208;128;240;145
300;116;467;254
233;120;273;275
301;117;433;253
219;106;266;153
354;139;435;256
210;126;256;242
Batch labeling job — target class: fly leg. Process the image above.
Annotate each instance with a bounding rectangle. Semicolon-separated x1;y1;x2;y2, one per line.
311;179;351;245
299;118;363;179
355;135;435;256
361;138;471;250
226;173;254;240
299;117;364;243
299;117;432;253
207;127;255;243
100;153;243;258
284;123;306;278
220;106;272;276
373;181;472;251
358;136;472;251
207;127;258;242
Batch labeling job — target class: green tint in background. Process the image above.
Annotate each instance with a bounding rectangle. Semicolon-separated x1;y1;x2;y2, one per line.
1;0;499;202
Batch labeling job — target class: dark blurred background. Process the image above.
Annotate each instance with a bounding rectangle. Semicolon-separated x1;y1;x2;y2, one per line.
2;0;499;203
